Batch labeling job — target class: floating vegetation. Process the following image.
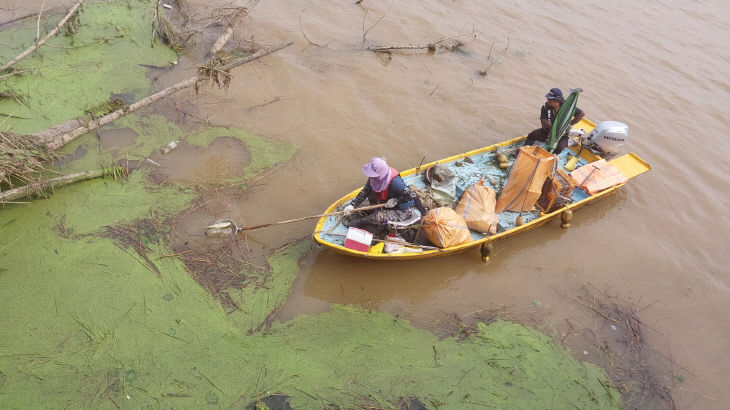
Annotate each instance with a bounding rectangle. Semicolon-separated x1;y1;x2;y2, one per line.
196;54;232;91
0;130;57;189
62;4;83;37
85;98;124;119
0;88;29;107
101;164;128;181
154;12;198;52
101;218;164;276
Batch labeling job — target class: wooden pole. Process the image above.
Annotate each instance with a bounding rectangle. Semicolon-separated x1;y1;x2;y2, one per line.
0;0;85;72
236;203;386;232
33;41;293;150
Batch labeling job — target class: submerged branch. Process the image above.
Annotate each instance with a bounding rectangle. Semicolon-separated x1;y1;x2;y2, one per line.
367;32;475;53
0;0;85;72
33;41;293;151
209;0;260;55
0;169;101;202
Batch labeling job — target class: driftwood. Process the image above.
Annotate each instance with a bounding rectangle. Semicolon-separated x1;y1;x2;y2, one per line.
208;0;260;55
0;0;85;72
0;169;102;202
367;32;474;54
368;40;464;53
0;166;130;202
33;41;293;150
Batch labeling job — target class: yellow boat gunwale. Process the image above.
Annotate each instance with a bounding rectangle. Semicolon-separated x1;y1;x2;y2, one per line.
313;119;649;260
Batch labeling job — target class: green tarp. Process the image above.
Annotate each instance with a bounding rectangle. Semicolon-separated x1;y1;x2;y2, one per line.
547;88;582;153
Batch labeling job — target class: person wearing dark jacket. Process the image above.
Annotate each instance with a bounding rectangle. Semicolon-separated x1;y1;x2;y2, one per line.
524;88;584;154
343;157;425;234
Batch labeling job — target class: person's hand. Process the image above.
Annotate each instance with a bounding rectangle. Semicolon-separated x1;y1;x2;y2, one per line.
343;204;355;215
385;198;398;208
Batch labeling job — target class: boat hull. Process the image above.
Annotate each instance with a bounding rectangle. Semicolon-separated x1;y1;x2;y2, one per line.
313;119;650;260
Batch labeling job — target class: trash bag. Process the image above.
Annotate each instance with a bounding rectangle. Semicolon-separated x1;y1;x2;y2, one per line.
496;146;556;212
570;159;627;194
454;179;498;234
422;207;472;248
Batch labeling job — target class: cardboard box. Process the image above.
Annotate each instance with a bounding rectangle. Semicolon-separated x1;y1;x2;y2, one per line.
344;227;373;252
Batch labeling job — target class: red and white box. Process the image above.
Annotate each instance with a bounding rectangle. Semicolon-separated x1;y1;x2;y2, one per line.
344;227;373;252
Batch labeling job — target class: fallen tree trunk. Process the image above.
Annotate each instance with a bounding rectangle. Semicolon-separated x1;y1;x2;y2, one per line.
0;0;85;72
33;40;292;150
0;169;102;202
208;0;260;56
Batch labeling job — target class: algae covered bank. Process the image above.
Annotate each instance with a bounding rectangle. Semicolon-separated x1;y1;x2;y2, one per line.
0;1;619;408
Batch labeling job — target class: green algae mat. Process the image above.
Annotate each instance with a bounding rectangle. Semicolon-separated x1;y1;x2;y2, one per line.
0;0;177;135
0;1;621;408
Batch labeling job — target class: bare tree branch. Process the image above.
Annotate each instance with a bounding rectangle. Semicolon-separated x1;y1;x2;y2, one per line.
368;31;475;53
209;0;260;55
35;0;46;42
298;13;326;48
32;41;293;150
0;169;103;202
361;10;386;46
0;0;84;72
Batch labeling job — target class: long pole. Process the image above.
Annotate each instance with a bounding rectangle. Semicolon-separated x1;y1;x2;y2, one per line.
236;203;386;232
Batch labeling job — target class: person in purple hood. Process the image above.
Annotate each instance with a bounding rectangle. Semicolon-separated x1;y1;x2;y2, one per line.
343;157;425;235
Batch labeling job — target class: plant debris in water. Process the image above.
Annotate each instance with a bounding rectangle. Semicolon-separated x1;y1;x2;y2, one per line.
0;0;178;135
0;2;625;409
0;130;58;189
196;54;232;91
85;98;125;119
154;8;199;52
428;285;678;409
62;5;83;39
565;285;678;409
101;217;165;276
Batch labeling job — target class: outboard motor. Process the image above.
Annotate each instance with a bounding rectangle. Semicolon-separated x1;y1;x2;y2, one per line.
584;121;629;158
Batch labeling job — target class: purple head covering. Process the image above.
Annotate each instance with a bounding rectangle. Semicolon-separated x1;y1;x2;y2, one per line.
362;158;394;192
362;158;389;178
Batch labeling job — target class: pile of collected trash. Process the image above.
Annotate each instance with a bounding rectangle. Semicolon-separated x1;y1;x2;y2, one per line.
405;146;626;250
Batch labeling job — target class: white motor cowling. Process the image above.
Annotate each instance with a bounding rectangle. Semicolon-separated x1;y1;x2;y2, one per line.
586;121;629;157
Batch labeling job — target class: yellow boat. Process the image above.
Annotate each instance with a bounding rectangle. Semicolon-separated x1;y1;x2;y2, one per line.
313;118;650;260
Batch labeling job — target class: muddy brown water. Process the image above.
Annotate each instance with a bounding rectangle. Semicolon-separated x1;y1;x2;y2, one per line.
4;0;730;408
151;137;252;184
98;127;138;151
